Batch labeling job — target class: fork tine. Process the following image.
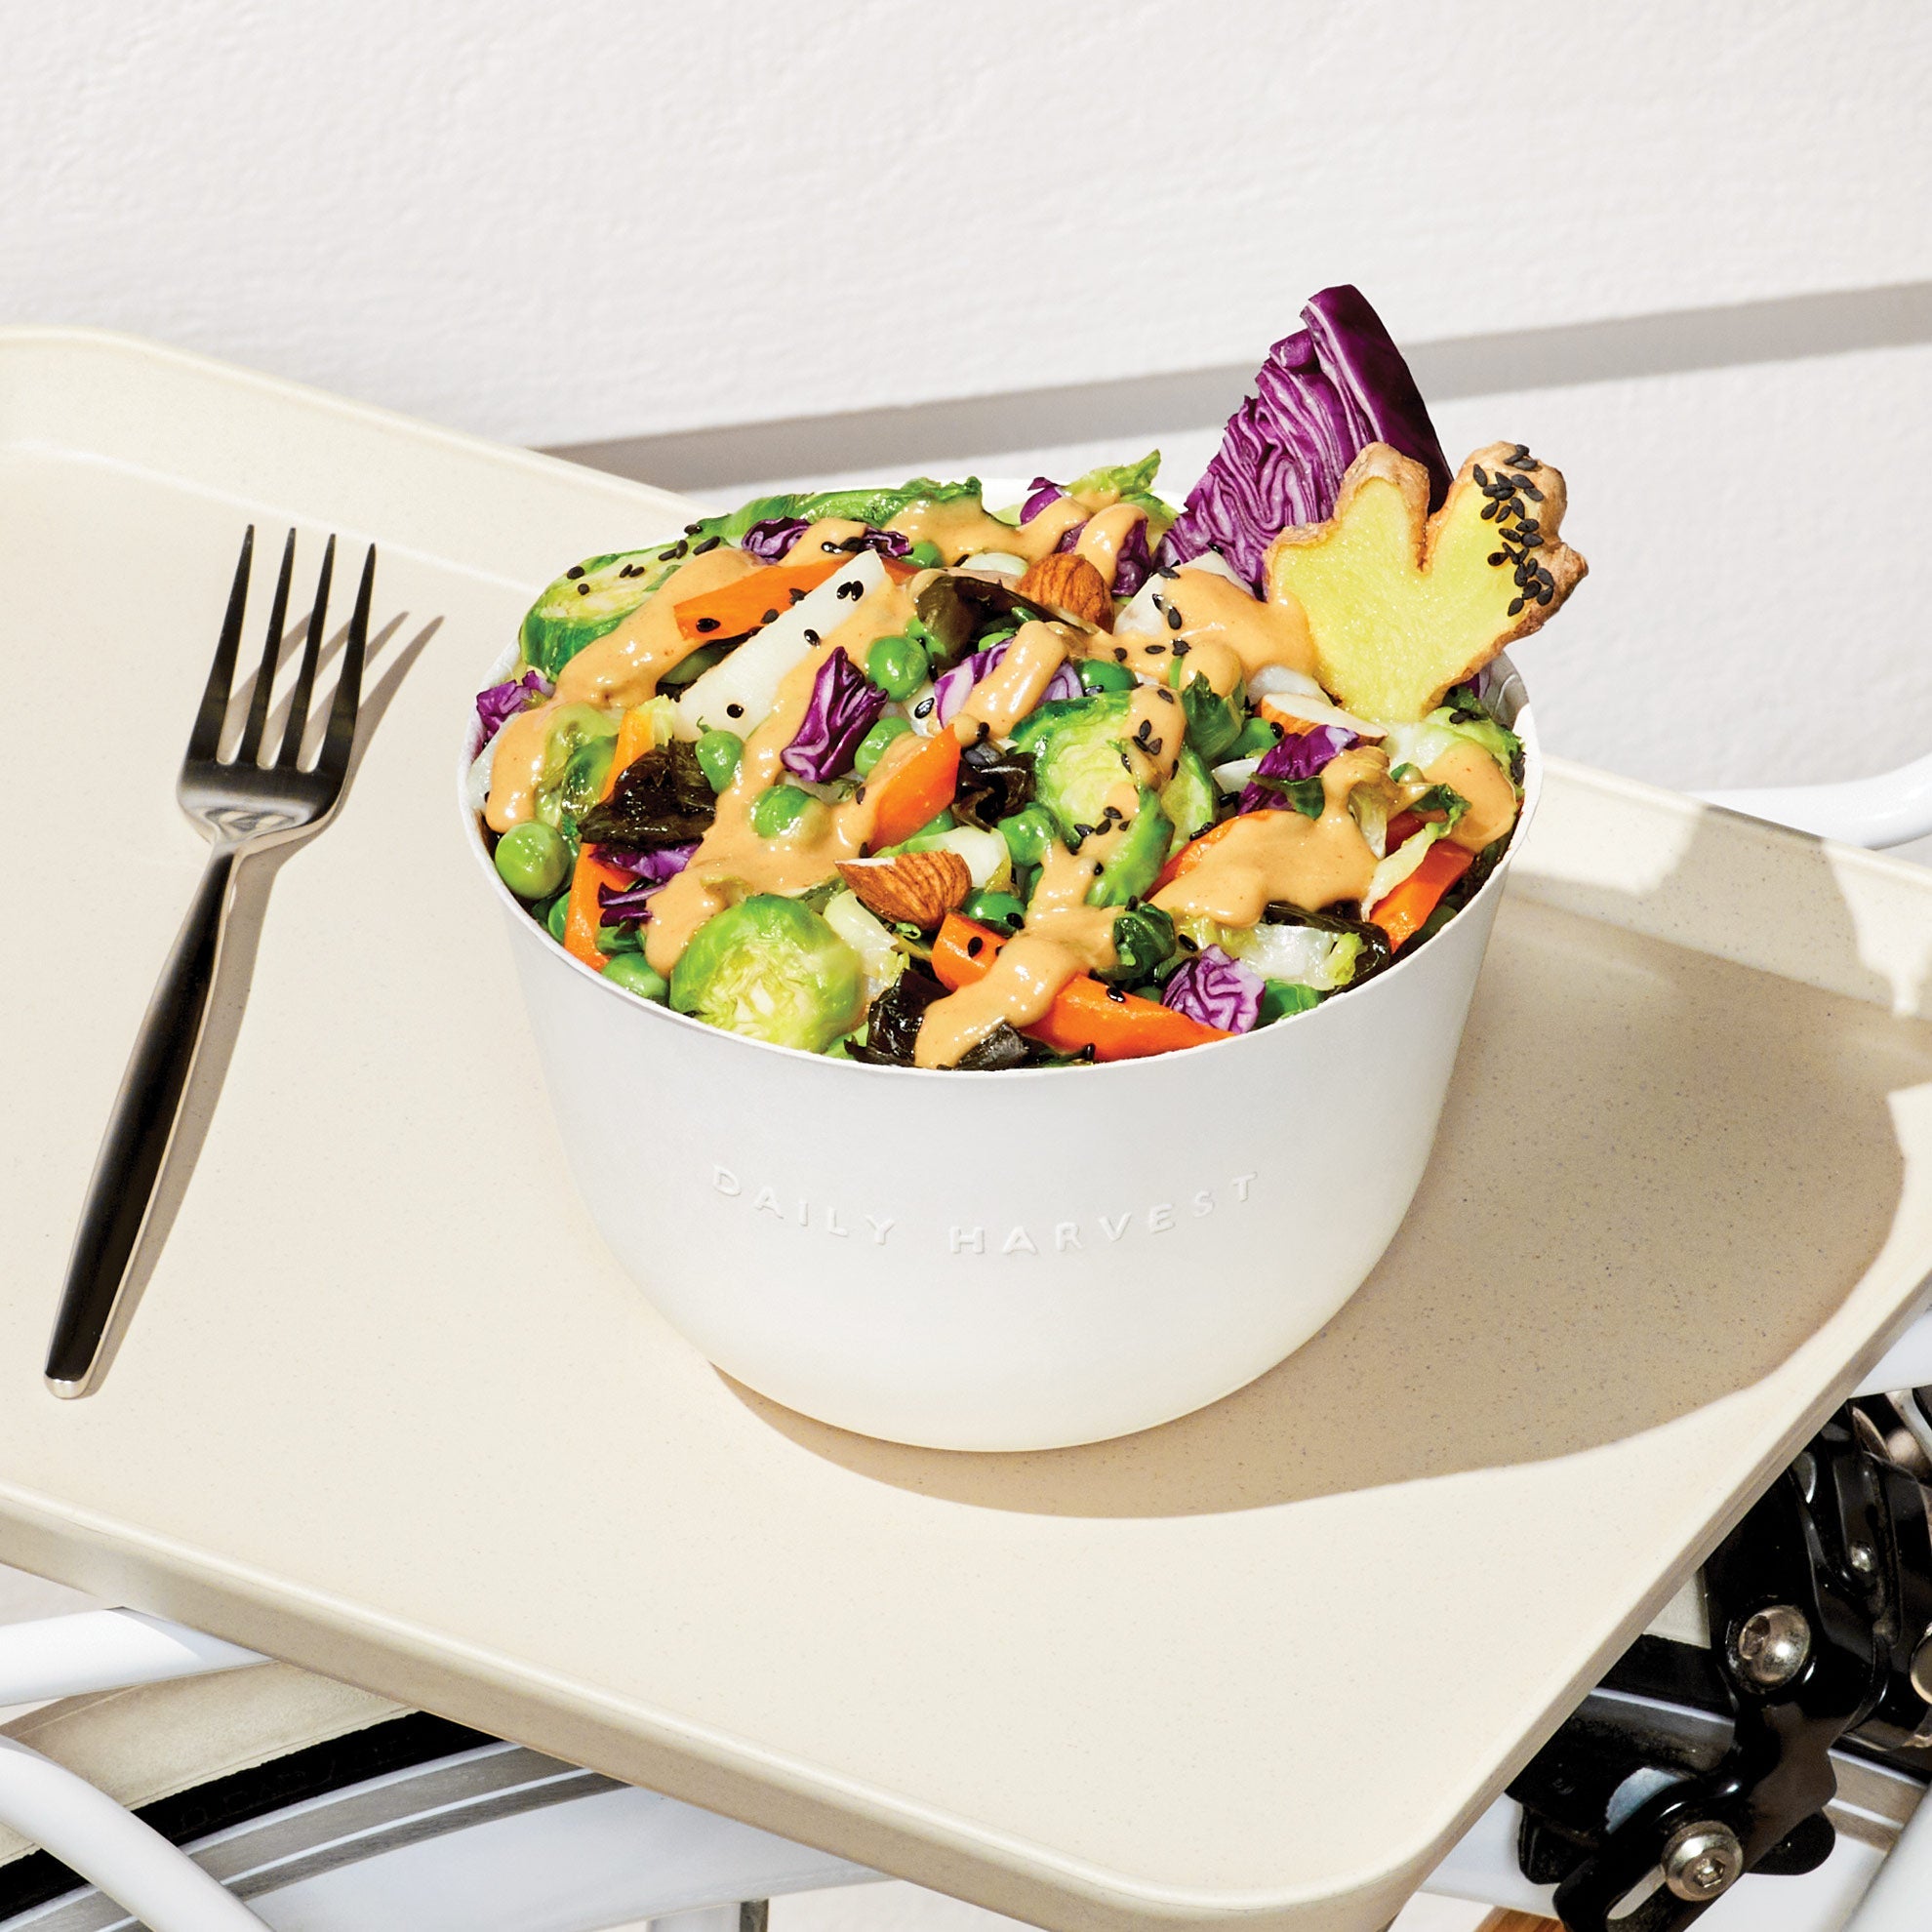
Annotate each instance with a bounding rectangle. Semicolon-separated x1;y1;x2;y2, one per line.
234;530;297;766
316;543;376;788
184;528;256;764
276;535;335;769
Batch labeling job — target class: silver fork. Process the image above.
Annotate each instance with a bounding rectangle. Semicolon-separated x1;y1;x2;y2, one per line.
45;528;378;1398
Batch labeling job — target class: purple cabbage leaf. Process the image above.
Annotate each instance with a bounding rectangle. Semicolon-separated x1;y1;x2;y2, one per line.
475;669;552;745
1236;725;1356;815
1159;285;1450;592
782;649;888;782
1161;946;1264;1033
932;639;1082;728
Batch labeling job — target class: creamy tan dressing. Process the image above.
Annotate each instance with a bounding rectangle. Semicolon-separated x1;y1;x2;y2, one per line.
913;936;1088;1069
1152;745;1389;927
886;494;1084;565
1161;566;1318;682
642;582;918;977
950;621;1072;743
1418;739;1519;850
1071;504;1148;588
553;545;760;710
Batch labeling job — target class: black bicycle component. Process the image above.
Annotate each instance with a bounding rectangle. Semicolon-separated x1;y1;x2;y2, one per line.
1510;1403;1932;1931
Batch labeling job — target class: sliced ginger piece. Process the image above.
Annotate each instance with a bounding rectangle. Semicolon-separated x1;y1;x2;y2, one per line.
1264;440;1587;722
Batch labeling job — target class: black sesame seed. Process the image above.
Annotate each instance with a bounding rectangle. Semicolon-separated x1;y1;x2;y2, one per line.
667;542;689;559
803;628;821;646
1092;861;1104;875
693;535;721;554
726;703;745;718
1144;737;1161;757
788;586;807;605
684;521;704;536
761;609;779;624
913;697;934;717
695;617;721;632
577;582;591;596
1145;642;1167;655
1179;934;1198;951
566;566;584;580
1156;688;1176;704
1507;596;1525;617
1472;465;1488;486
1172;640;1190;657
855;785;866;803
967;937;985;958
1480;502;1499;521
1106;985;1126;1002
1166;606;1183;631
1487;552;1506;567
1113;647;1128;663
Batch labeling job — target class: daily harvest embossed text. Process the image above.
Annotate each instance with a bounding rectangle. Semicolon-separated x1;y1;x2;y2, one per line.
711;1166;1257;1254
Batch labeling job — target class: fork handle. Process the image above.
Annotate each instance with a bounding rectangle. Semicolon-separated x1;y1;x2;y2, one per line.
46;845;240;1397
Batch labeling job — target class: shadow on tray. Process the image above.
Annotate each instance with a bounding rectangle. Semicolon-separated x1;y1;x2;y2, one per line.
87;603;442;1387
733;808;1932;1516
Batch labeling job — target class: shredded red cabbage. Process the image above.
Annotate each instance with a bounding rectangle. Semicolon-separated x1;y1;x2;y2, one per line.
600;842;698;882
1237;725;1357;813
475;670;551;745
1160;285;1449;592
1161;946;1264;1032
1057;512;1153;596
742;517;809;563
933;640;1082;727
596;879;660;924
1021;477;1066;523
783;649;887;782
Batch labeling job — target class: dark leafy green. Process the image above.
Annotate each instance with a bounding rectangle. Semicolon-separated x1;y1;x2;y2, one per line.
1179;671;1243;763
846;967;947;1067
1249;774;1326;820
913;573;1052;664
577;741;716;849
1099;904;1176;984
952;743;1036;830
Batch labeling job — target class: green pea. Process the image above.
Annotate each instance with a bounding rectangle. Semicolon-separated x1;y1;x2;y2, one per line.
1078;659;1137;695
495;821;571;900
543;893;571;943
695;729;744;793
963;889;1026;935
603;952;668;1001
1230;717;1282;760
996;804;1057;869
854;714;911;776
750;784;816;838
865;632;929;702
904;539;945;569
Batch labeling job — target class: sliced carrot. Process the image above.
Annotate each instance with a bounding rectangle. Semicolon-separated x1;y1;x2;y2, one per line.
670;560;840;643
1385;809;1425;848
930;916;1230;1062
868;730;962;849
563;846;634;972
1151;815;1242;895
1369;839;1473;950
602;705;660;799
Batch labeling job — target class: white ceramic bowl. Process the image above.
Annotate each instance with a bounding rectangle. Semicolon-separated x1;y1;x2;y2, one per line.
463;636;1536;1452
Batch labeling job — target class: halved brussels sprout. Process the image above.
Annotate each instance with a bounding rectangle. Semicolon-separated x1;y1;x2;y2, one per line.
669;897;865;1054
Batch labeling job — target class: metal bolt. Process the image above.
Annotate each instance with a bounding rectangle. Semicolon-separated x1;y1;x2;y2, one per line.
1663;1821;1745;1902
1732;1604;1812;1687
1912;1628;1932;1704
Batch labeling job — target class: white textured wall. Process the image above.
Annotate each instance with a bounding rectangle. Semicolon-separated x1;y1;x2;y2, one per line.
3;1;1927;444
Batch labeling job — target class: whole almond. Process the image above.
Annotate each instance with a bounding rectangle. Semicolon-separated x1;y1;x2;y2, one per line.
836;848;972;927
1017;552;1114;631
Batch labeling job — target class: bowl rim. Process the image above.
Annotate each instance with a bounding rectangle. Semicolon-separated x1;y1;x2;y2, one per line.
459;570;1540;1081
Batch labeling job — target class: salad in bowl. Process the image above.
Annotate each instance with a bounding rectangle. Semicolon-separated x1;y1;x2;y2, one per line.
467;285;1584;1075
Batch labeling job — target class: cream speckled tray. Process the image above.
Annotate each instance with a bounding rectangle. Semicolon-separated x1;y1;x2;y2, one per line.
8;329;1932;1932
